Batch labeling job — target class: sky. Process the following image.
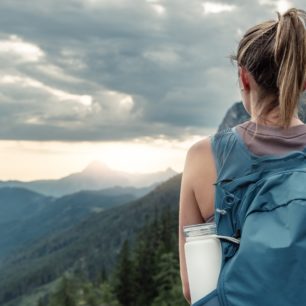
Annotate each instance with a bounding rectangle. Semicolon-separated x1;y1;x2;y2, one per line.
0;0;303;180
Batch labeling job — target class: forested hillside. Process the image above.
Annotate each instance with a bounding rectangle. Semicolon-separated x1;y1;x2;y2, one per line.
0;187;136;259
0;175;182;306
36;206;188;306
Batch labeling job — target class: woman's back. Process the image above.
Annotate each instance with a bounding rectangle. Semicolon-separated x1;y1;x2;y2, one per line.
210;119;306;207
205;120;306;306
179;7;306;305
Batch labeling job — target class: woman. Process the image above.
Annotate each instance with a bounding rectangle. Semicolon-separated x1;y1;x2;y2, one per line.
179;7;306;305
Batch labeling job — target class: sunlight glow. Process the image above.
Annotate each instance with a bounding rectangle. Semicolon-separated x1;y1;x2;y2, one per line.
0;134;219;181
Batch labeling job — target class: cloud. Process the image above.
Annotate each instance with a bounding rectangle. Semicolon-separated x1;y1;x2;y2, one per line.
0;0;304;141
259;0;293;13
202;2;236;14
0;35;44;62
143;47;180;65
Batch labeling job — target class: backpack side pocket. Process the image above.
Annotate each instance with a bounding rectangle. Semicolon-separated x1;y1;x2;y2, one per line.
192;289;220;306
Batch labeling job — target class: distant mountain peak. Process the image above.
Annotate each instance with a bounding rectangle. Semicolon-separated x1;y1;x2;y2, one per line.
82;160;112;175
0;160;178;197
164;167;177;175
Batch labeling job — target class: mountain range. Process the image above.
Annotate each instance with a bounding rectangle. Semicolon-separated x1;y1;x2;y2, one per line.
0;174;182;306
0;101;273;306
0;161;177;197
0;186;150;260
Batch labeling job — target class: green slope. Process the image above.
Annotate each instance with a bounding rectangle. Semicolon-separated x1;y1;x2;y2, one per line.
0;174;182;305
0;188;137;260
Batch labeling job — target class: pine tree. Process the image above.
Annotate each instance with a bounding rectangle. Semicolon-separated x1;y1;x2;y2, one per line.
133;224;160;306
113;240;135;306
151;252;187;306
48;275;78;306
95;263;108;285
99;282;120;306
37;296;45;306
160;207;174;252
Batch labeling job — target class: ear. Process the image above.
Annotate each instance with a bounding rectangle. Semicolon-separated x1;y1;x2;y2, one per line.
239;66;250;91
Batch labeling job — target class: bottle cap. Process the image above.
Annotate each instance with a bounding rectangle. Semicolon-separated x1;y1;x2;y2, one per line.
183;222;216;238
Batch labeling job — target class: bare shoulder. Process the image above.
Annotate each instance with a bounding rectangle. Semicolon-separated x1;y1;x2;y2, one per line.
185;136;214;167
181;135;217;220
183;135;216;188
189;136;211;152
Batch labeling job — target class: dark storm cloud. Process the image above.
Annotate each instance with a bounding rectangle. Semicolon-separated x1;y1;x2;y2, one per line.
0;0;303;141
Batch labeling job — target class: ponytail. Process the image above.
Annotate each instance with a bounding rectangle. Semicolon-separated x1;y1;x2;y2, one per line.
231;8;306;129
274;8;306;128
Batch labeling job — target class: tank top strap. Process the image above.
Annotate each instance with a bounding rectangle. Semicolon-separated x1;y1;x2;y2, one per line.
209;127;252;181
209;127;253;238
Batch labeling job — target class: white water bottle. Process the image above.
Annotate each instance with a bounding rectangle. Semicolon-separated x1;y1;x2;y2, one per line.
183;222;222;304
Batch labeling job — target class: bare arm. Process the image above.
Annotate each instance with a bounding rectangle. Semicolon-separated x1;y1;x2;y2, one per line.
178;137;217;304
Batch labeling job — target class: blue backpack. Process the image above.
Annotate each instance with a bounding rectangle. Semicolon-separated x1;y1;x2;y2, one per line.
194;126;306;306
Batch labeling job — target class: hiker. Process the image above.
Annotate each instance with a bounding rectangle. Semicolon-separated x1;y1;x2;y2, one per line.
179;7;306;306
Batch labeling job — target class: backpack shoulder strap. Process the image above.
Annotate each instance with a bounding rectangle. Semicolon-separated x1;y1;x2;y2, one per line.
209;127;233;174
209;127;253;240
209;127;251;180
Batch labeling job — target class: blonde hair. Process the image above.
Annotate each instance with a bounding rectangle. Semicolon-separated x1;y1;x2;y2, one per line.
231;8;306;129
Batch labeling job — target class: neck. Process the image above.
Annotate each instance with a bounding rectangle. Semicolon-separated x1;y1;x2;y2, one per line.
249;95;303;127
250;112;303;127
